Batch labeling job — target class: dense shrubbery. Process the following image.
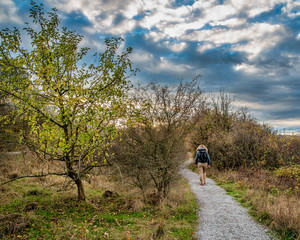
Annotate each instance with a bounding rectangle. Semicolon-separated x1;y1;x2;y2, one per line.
190;93;300;170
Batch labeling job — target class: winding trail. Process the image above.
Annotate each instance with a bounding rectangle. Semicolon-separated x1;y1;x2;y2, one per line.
181;160;274;240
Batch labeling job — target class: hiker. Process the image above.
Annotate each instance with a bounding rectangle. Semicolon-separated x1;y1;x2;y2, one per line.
195;144;211;186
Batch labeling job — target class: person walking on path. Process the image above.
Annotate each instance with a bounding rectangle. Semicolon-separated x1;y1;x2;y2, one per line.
180;161;273;239
195;144;211;186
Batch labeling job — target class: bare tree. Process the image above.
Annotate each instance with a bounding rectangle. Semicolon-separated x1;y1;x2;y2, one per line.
111;77;205;200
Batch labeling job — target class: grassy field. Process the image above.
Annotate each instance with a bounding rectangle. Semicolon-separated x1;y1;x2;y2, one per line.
0;154;198;239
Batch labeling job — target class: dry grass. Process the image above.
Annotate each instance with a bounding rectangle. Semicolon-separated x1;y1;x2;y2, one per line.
209;167;300;239
243;189;300;236
0;152;198;239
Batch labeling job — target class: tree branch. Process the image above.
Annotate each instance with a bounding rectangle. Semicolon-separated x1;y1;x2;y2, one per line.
0;172;67;186
0;88;64;128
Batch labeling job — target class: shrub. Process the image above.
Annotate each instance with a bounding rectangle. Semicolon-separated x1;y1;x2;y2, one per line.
273;165;300;180
111;78;204;201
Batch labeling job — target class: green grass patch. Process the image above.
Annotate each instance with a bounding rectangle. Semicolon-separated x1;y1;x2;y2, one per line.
0;178;198;239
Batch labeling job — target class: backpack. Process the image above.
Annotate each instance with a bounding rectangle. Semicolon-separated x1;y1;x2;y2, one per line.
197;149;208;163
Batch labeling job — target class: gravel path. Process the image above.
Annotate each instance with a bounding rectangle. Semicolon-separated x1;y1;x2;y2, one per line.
181;160;273;240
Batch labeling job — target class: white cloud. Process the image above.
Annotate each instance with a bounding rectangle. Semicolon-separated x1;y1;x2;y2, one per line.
141;0;170;10
131;49;154;63
122;1;143;18
155;57;192;74
231;24;285;60
0;0;22;24
233;100;283;111
145;31;166;42
282;0;300;18
139;4;190;32
140;2;238;40
234;63;259;74
189;23;282;44
266;118;300;129
140;10;168;30
139;0;287;52
228;0;282;17
167;41;187;52
204;4;235;20
47;0;141;34
186;22;286;61
189;23;285;59
197;42;215;52
45;0;292;38
45;0;289;53
192;0;215;11
215;18;246;27
44;0;294;76
132;52;193;76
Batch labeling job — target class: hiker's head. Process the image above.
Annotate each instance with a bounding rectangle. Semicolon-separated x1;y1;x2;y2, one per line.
197;144;208;152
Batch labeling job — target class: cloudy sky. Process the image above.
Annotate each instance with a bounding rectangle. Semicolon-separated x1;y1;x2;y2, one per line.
1;0;300;133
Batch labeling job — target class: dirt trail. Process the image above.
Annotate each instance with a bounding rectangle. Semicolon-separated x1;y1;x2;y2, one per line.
181;160;274;240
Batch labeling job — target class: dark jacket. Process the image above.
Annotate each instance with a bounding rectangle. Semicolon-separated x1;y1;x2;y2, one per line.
195;148;211;166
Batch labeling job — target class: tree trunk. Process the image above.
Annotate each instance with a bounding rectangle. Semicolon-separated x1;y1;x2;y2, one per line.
75;178;86;201
65;157;86;201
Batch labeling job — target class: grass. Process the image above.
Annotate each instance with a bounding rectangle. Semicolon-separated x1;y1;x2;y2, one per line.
0;180;198;239
207;167;300;240
0;154;198;239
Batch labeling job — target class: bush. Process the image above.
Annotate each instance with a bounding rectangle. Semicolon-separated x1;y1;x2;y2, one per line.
273;165;300;180
110;78;204;201
190;93;300;170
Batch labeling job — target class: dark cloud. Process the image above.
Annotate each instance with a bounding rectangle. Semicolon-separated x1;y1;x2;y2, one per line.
125;30;163;53
173;41;247;67
171;0;196;8
113;13;127;25
190;8;202;19
264;107;300;121
198;48;246;65
133;11;151;21
64;10;92;28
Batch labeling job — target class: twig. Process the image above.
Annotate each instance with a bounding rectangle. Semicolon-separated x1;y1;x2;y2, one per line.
114;219;123;229
0;172;67;186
